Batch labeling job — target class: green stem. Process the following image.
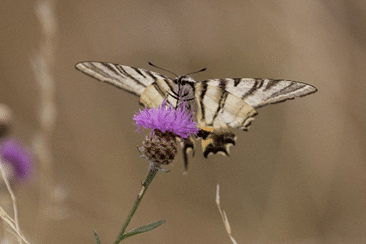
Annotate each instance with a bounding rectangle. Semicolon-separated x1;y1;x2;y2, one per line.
114;163;160;244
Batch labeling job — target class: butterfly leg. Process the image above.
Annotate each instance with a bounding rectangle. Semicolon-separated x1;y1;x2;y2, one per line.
180;136;195;172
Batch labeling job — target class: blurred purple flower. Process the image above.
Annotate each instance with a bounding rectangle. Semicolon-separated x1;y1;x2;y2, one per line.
133;100;199;139
0;138;33;182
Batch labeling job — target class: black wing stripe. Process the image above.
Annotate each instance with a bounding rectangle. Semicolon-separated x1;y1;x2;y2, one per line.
104;63;125;77
219;79;227;90
153;82;168;99
163;78;176;93
241;79;259;99
199;82;208;121
233;78;241;87
268;83;305;98
89;62;125;82
212;88;227;123
256;79;264;89
144;70;159;82
132;66;147;78
271;83;297;97
89;62;114;78
118;65;144;85
263;79;282;91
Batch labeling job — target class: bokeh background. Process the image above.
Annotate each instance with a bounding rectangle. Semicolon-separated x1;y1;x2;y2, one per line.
1;0;366;243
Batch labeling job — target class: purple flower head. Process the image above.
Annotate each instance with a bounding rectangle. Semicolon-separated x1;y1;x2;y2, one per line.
0;138;33;182
133;100;199;139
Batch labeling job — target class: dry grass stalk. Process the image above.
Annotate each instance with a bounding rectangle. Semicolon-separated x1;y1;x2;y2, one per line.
216;184;238;244
0;159;30;244
31;0;57;240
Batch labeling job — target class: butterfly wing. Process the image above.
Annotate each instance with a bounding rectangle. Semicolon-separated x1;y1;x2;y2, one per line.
195;83;258;156
201;78;317;109
75;61;169;96
196;78;317;157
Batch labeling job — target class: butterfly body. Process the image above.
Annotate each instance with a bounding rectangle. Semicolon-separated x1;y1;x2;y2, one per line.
75;61;317;170
140;75;196;109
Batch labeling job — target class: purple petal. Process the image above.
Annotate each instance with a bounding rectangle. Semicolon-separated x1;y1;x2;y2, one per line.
133;100;199;138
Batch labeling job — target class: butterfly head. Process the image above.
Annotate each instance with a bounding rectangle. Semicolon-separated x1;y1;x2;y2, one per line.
175;75;195;86
169;75;196;105
170;68;206;104
147;62;206;105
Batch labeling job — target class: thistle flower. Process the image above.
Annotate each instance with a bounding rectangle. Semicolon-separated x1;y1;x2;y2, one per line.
134;100;199;165
0;138;33;183
134;100;198;139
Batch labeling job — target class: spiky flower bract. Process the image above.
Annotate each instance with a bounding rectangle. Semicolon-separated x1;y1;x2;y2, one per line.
141;129;177;165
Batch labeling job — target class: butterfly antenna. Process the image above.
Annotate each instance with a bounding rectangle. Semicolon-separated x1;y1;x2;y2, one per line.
148;62;178;77
184;67;207;76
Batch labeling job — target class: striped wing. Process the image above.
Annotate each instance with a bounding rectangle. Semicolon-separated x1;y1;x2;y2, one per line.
195;83;258;157
75;61;169;96
195;78;317;157
195;84;257;130
200;78;317;109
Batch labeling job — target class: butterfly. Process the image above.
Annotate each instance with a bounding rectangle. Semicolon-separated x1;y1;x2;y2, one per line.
75;61;317;170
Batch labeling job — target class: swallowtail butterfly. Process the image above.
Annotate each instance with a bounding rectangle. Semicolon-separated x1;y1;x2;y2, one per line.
75;61;317;170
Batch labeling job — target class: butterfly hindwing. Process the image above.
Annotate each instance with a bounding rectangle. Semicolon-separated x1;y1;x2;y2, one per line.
194;82;258;157
199;129;237;157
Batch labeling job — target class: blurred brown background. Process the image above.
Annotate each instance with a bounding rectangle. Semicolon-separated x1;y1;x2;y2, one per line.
1;0;366;243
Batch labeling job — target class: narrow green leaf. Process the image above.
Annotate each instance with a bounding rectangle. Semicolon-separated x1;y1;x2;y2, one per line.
93;230;101;244
160;169;170;173
122;220;166;240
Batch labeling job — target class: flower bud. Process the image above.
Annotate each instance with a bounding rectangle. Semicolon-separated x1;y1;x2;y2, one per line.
141;129;178;165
